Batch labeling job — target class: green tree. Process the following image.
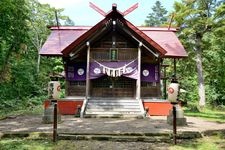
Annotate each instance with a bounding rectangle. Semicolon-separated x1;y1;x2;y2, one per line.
203;2;225;105
0;0;30;82
64;17;75;26
27;0;69;74
173;0;224;108
144;1;168;26
0;0;70;113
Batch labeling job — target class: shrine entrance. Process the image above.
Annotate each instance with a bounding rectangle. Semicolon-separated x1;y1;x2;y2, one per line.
91;76;136;98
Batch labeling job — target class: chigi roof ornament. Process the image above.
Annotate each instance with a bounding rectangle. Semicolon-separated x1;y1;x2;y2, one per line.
89;2;138;17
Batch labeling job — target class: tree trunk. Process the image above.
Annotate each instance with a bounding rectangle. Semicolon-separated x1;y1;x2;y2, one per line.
0;45;14;82
195;38;206;107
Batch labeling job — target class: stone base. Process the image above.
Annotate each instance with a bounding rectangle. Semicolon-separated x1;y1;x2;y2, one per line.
42;115;61;124
167;116;187;126
166;104;187;126
42;105;61;124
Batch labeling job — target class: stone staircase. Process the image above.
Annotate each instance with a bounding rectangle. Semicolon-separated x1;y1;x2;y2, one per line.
84;99;145;118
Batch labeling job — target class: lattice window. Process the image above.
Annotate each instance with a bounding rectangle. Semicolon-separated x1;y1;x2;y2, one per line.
92;77;111;88
141;82;157;87
67;81;86;96
141;81;161;97
91;48;137;61
70;81;86;86
114;78;134;88
93;77;134;88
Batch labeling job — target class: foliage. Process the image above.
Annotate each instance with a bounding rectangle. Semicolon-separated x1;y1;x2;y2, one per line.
64;17;75;26
0;0;70;113
204;2;225;105
144;1;168;26
144;0;225;107
0;0;225;114
172;0;225;107
0;0;30;82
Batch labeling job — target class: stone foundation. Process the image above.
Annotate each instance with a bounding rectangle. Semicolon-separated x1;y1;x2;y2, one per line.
167;104;187;126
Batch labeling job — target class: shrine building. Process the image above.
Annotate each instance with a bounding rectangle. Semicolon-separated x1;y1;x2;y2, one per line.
40;4;187;117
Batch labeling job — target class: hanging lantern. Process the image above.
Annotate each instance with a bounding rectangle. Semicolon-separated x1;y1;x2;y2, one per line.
167;83;179;103
48;81;61;99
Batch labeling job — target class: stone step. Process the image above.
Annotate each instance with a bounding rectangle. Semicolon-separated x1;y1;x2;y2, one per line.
58;131;203;141
87;103;140;106
83;114;144;118
85;111;142;115
58;134;171;142
0;131;203;141
84;99;144;118
88;100;139;103
86;108;141;112
86;105;140;109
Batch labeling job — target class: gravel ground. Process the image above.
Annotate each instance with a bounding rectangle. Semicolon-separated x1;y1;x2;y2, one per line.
1;115;225;150
53;140;170;150
0;115;225;134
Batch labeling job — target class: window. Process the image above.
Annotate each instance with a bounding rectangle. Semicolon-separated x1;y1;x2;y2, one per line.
70;81;86;86
110;48;118;61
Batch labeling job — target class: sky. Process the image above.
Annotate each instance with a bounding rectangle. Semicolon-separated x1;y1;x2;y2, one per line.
38;0;178;26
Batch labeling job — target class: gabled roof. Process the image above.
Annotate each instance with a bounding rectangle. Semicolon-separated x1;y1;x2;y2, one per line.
40;4;187;58
39;27;89;56
141;28;187;58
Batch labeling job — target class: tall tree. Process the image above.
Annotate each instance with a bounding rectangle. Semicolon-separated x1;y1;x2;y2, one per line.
27;0;70;74
64;17;75;26
0;0;30;82
144;1;168;26
0;0;72;112
204;2;225;105
173;0;219;108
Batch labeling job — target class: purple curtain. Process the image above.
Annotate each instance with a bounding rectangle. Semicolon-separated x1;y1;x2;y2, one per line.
66;62;159;82
141;64;159;82
66;63;86;81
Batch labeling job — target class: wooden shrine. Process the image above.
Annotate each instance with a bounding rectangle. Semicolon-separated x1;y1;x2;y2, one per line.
40;3;187;117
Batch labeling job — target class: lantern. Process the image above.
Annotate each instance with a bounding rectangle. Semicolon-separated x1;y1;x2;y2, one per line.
48;81;61;99
167;83;179;103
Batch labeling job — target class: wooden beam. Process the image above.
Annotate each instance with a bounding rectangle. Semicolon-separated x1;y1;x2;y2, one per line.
89;2;107;17
173;58;177;78
86;42;90;98
63;60;69;97
163;65;167;99
122;3;138;16
136;43;142;99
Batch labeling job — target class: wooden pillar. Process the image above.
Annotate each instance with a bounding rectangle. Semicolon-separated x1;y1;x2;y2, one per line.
53;103;57;142
173;58;177;78
86;42;90;98
161;64;169;99
136;43;142;99
63;58;68;96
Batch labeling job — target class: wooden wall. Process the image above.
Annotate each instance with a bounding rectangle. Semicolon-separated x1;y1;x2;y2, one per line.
65;30;162;98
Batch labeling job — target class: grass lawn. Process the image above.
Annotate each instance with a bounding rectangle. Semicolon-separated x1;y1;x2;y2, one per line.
1;135;225;150
170;135;225;150
184;107;225;123
0;139;53;150
0;105;43;120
